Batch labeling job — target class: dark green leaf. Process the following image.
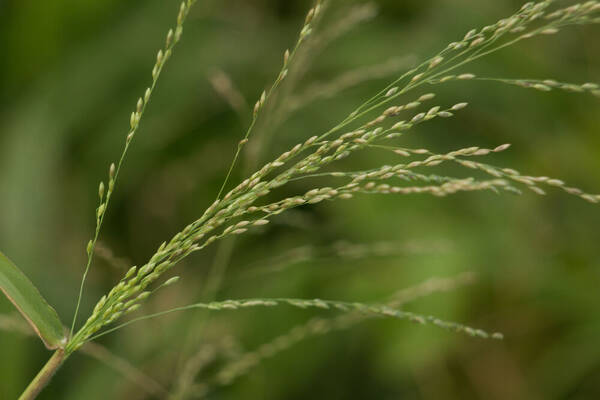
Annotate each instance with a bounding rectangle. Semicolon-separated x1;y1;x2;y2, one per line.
0;250;66;349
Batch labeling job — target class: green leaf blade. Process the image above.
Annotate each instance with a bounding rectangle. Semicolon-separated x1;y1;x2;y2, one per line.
0;250;66;349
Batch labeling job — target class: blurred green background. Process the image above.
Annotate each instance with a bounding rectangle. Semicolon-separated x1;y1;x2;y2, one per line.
1;0;599;399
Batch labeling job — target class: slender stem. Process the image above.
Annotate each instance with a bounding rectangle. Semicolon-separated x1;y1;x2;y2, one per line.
215;1;322;201
70;0;200;337
18;349;66;400
216;119;258;200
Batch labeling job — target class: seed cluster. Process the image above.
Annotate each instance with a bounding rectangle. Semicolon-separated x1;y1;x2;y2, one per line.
342;0;600;127
69;0;199;348
67;0;600;353
198;273;480;389
130;296;504;339
217;1;323;199
429;75;600;97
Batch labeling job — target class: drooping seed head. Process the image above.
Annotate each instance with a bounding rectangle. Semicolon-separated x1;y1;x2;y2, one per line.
163;276;180;286
283;49;290;65
385;87;399;97
411;73;425;82
166;29;174;47
418;93;435;102
429;56;443;68
493;143;511;152
451;102;468;110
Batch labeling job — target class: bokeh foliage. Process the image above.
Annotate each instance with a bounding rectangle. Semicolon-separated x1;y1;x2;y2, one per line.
1;0;599;399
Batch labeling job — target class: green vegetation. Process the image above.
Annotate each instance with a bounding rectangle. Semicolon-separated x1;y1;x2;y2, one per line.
1;1;599;399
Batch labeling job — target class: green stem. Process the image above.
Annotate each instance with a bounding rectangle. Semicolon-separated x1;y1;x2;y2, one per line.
19;349;66;400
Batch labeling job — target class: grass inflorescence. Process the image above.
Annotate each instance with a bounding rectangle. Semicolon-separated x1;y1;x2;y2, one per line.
64;0;600;356
16;3;590;400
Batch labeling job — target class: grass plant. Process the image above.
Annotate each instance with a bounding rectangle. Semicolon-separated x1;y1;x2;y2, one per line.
1;1;598;398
